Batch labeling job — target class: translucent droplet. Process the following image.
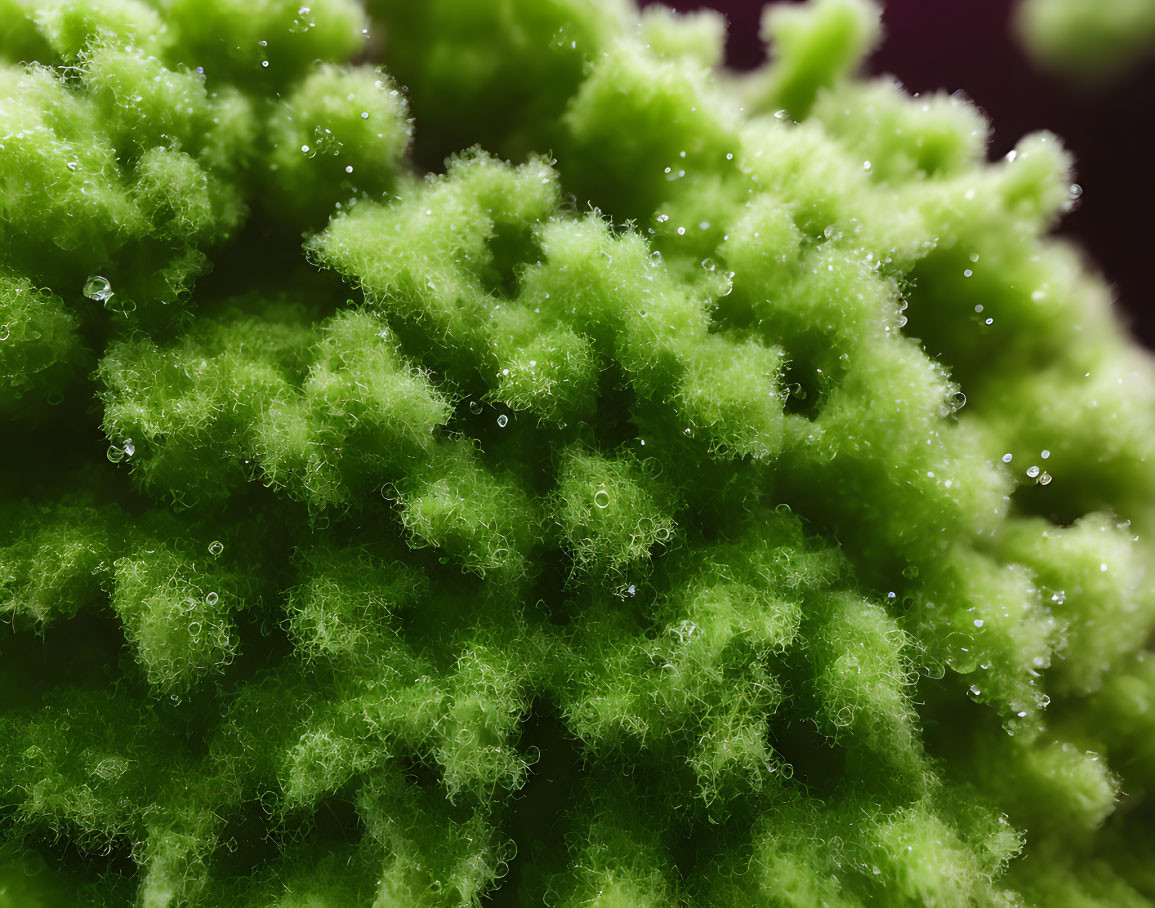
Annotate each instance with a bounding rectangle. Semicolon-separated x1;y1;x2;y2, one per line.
973;618;984;628
1026;465;1040;478
122;438;135;458
626;584;637;596
963;269;973;278
0;324;10;341
950;391;966;412
683;428;692;437
593;489;611;509
468;400;483;415
496;414;509;428
1037;471;1052;486
205;592;219;606
1040;449;1050;459
1002;453;1013;463
83;275;114;303
208;540;224;556
1068;183;1083;200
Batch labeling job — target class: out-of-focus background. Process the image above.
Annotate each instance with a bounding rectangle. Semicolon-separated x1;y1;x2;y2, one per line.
645;0;1155;350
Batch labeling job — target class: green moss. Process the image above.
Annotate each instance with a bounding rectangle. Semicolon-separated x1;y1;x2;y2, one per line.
1;0;1154;904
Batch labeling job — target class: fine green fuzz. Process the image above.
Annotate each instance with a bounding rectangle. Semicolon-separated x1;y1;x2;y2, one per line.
2;0;1155;905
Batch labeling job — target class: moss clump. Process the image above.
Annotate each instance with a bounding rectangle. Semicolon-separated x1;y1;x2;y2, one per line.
1;0;1154;904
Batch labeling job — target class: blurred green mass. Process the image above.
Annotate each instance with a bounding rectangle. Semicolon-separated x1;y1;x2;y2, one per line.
0;0;1154;904
1016;0;1155;82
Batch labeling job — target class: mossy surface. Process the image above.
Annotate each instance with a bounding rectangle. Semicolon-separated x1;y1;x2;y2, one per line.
1;0;1154;904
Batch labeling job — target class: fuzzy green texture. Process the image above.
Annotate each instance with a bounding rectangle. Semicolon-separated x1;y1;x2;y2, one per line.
1;0;1154;905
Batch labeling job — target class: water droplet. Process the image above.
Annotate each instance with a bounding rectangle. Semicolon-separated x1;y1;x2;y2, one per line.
950;391;966;412
773;109;789;120
1068;183;1083;200
496;414;509;428
345;165;354;173
1026;465;1040;478
469;400;483;415
973;618;984;628
969;685;982;698
300;144;310;153
1037;471;1052;486
0;324;9;341
1002;453;1013;463
205;591;219;606
360;111;369;119
122;438;135;458
676;226;686;236
963;269;973;278
626;584;636;596
863;160;872;171
593;489;611;509
83;275;113;303
208;540;224;556
1040;449;1050;459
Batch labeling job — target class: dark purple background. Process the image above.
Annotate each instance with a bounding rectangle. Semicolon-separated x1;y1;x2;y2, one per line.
647;0;1155;349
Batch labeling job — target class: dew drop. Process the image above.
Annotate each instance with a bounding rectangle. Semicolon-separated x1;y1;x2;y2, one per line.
1040;449;1050;459
205;592;219;606
122;438;135;458
950;391;966;412
1002;453;1013;463
496;414;509;428
1026;465;1040;478
1037;471;1052;486
469;400;483;415
0;324;9;341
208;540;224;557
593;489;611;509
83;275;114;303
973;618;984;628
